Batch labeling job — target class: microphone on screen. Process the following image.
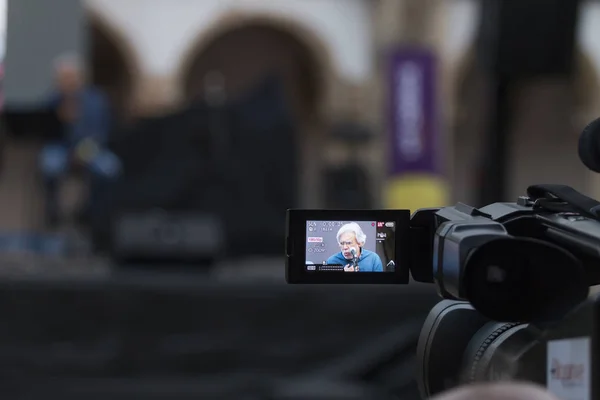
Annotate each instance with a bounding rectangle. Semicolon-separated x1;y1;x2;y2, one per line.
350;247;359;271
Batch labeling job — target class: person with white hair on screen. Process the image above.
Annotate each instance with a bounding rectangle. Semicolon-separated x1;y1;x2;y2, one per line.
326;222;383;272
40;52;121;227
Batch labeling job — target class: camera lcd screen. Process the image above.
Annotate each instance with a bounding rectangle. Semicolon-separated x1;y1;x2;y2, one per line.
286;209;410;284
305;220;396;273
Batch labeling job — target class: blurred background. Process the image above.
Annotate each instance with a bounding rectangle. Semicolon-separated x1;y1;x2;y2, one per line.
0;0;596;398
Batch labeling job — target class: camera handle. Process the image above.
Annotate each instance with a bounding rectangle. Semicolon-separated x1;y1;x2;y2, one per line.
527;184;600;220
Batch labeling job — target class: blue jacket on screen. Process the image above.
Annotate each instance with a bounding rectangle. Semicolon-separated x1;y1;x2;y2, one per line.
326;248;383;272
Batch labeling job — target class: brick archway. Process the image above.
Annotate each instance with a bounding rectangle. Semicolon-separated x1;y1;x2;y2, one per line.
177;14;334;119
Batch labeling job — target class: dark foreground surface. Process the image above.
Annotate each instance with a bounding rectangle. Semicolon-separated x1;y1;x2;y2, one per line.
0;258;440;399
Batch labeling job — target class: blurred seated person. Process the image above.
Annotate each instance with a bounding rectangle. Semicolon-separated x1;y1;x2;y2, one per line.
40;53;121;228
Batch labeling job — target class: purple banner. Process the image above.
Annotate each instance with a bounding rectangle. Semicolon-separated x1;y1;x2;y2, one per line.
388;48;440;176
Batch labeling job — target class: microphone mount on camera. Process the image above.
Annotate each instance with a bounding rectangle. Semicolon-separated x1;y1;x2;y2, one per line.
526;184;600;220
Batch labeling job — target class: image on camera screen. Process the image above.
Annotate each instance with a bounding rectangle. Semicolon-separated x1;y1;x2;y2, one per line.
305;220;396;272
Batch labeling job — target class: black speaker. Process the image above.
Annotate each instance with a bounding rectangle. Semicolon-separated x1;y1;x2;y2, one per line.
96;75;296;262
478;0;581;79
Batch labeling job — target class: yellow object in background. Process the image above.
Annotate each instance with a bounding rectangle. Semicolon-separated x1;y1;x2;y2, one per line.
384;174;449;213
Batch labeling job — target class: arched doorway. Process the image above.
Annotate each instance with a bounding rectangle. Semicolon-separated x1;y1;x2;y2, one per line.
87;15;136;124
180;22;326;207
181;23;322;118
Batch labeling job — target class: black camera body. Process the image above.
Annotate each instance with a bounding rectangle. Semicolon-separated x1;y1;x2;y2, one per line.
410;185;600;323
410;184;600;398
417;294;599;398
286;117;600;398
285;184;600;399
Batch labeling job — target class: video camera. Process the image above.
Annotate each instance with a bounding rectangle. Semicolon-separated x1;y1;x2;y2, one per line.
285;121;600;399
